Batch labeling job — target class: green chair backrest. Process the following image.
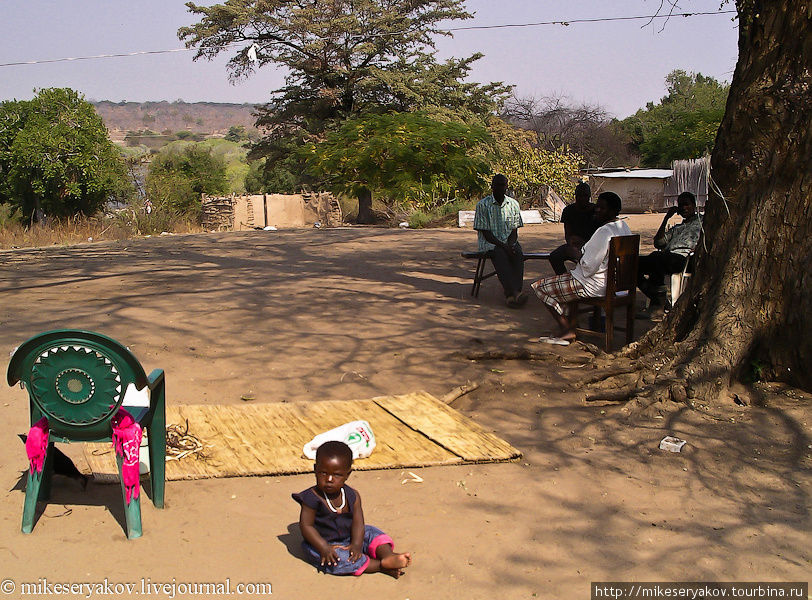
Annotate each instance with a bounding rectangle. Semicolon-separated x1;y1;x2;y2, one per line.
7;330;149;442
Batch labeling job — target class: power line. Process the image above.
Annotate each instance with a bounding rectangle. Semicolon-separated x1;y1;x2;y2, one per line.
0;10;736;69
0;47;195;68
443;10;736;32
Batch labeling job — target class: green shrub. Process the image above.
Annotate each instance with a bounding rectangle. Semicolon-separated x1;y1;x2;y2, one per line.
408;210;431;229
438;198;474;217
0;203;23;227
146;145;228;216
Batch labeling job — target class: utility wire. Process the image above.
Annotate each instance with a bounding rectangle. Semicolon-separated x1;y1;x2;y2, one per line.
0;47;195;68
0;10;736;68
443;10;736;31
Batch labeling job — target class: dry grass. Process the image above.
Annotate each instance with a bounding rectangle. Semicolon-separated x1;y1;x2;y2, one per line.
0;212;203;250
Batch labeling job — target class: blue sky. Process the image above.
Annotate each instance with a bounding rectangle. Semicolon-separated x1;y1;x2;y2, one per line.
0;0;738;118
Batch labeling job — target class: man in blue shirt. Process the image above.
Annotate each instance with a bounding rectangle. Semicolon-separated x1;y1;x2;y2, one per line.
473;174;527;307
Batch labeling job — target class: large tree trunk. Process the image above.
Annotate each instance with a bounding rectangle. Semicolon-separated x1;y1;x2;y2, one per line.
631;3;811;400
356;186;375;224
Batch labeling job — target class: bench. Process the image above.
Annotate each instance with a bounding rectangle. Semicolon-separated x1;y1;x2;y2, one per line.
461;251;550;297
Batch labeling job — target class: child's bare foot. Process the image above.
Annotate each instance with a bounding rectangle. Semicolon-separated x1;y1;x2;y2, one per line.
368;545;411;577
381;552;411;570
382;567;406;579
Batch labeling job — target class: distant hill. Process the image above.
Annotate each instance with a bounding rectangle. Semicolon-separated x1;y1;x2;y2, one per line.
92;100;259;143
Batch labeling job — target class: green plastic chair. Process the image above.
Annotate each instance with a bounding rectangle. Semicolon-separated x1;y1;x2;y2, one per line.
7;329;166;539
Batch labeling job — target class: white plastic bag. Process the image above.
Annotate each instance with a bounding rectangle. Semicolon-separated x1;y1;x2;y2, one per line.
302;420;376;460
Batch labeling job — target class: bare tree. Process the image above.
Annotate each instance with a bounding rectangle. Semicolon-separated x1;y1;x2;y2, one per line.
502;93;636;168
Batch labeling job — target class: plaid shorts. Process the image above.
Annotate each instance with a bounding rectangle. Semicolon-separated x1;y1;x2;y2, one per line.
531;273;589;316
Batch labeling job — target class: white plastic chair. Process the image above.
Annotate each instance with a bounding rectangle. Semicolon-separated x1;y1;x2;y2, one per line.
670;251;694;304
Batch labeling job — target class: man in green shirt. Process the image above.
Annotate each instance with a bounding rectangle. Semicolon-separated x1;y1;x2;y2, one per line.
638;191;703;317
473;174;527;307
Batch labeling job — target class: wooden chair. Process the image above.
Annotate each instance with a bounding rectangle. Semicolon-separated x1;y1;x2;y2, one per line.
567;235;640;352
7;329;166;539
461;251;550;297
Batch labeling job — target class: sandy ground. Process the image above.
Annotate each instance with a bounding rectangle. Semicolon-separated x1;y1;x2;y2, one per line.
0;215;809;600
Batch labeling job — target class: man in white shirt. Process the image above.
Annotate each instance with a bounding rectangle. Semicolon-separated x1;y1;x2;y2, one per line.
531;192;631;345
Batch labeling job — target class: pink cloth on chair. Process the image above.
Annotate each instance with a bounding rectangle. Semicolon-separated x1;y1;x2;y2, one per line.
111;409;143;504
26;417;50;474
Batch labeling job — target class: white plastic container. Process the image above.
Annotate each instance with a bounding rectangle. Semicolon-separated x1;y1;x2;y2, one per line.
139;434;150;474
659;436;687;452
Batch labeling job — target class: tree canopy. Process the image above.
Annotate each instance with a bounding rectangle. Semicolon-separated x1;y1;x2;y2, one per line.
486;116;583;202
301;111;492;212
179;0;512;218
618;70;729;167
0;88;128;220
178;0;508;129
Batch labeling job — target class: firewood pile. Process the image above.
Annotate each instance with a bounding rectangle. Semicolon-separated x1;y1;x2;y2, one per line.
303;191;342;226
201;194;235;231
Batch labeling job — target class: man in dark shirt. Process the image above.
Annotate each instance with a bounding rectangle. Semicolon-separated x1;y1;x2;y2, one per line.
548;182;598;275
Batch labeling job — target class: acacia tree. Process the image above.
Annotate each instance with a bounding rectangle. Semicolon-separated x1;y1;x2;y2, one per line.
178;0;510;222
602;2;811;410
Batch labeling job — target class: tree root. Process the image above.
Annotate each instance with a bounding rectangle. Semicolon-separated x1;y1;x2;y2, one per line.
585;387;647;402
463;349;552;361
577;366;642;388
576;348;698;419
460;349;585;363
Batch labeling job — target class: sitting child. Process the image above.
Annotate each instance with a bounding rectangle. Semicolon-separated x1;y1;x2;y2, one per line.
292;440;412;578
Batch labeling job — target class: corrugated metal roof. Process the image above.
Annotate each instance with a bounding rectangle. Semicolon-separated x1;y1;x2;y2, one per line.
592;169;673;179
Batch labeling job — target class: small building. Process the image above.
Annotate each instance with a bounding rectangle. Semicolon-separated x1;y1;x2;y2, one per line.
588;158;709;213
589;169;674;213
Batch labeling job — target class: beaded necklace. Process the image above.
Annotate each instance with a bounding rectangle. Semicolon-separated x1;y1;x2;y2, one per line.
322;488;346;513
